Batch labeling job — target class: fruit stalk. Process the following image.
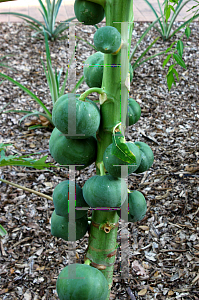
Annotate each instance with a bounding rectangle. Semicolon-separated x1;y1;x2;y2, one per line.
86;0;134;298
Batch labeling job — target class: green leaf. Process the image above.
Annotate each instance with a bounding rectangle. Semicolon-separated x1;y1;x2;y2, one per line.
173;53;187;69
165;7;171;22
0;143;12;151
176;40;184;57
112;133;136;164
168;63;176;74
0;224;7;237
172;68;179;81
185;26;191;39
162;54;172;68
165;41;176;54
167;71;175;91
168;4;175;13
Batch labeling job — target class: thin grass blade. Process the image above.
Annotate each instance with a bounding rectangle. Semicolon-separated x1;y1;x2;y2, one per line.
75;36;97;50
49;0;56;36
19;111;53;125
38;0;48;22
38;8;49;31
40;57;52;95
132;36;160;70
169;13;199;39
47;61;59;105
167;0;190;38
54;0;63;19
157;0;167;36
0;72;52;118
143;0;164;35
71;75;85;94
129;15;161;62
46;0;51;14
43;29;58;104
0;12;45;27
43;29;52;65
59;71;68;97
133;50;166;71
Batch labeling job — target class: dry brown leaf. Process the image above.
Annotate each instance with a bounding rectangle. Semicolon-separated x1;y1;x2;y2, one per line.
184;165;199;173
148;286;154;292
138;288;147;296
36;266;45;271
139;226;149;231
168;291;174;296
194;244;199;250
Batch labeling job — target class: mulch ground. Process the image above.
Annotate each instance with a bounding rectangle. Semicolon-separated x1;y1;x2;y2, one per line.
0;20;199;300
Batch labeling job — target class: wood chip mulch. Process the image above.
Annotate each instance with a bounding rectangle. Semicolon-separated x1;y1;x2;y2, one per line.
0;21;199;300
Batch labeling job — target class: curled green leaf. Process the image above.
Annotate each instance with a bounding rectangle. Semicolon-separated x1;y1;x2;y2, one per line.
112;132;136;164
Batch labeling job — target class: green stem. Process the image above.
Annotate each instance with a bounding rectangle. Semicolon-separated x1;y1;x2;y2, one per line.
79;87;105;101
99;161;106;176
0;178;53;201
84;259;91;265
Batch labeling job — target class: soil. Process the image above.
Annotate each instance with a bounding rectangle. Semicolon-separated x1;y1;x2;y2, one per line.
0;20;199;300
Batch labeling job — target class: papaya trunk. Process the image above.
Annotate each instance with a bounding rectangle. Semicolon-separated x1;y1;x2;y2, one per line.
85;211;119;297
85;0;134;299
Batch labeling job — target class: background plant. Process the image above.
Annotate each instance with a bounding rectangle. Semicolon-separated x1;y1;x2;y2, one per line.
143;0;199;40
130;0;196;89
0;0;75;40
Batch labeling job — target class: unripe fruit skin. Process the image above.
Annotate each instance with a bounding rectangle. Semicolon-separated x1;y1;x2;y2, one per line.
51;210;88;241
94;26;121;54
74;0;105;25
128;98;141;126
117;190;147;222
83;52;104;88
103;142;142;178
134;141;154;173
49;127;97;170
83;175;128;208
53;180;89;219
56;263;108;300
52;94;100;138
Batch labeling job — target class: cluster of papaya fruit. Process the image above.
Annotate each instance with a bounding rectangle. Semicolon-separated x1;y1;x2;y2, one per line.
50;1;155;299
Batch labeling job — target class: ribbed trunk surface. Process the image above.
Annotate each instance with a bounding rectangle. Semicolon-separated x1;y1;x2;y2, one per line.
86;1;134;299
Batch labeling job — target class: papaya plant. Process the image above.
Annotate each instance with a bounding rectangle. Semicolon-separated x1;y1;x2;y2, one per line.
48;0;154;299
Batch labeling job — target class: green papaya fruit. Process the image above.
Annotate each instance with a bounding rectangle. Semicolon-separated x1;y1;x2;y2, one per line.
83;174;128;208
49;127;97;170
74;0;105;25
103;142;142;178
51;210;88;241
117;190;147;222
53;180;89;219
52;94;100;138
94;26;121;54
134;141;154;173
83;52;104;88
56;263;108;300
128;98;141;126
